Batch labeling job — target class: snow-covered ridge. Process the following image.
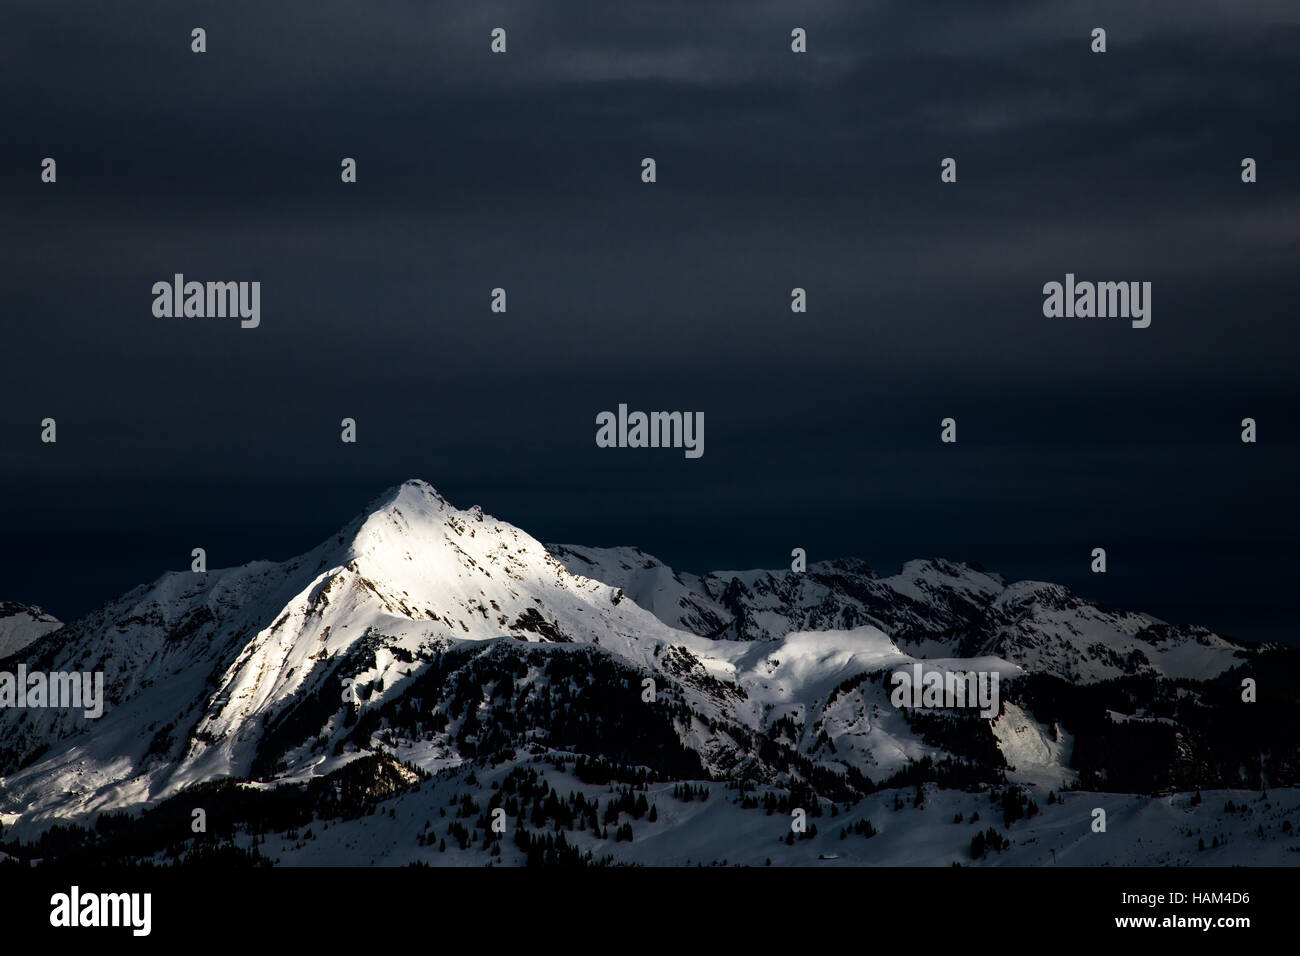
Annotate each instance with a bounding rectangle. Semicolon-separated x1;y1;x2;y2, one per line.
0;481;756;829
0;479;1268;841
547;543;1252;683
0;601;62;659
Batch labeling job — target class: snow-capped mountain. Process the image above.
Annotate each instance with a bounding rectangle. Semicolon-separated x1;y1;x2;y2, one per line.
1;480;1294;867
0;602;62;660
1;483;711;810
547;545;1251;682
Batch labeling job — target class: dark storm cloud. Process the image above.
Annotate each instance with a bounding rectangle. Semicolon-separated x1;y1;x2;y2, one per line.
1;1;1296;643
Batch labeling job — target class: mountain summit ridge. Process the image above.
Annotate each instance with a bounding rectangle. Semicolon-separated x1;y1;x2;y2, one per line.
0;479;1273;845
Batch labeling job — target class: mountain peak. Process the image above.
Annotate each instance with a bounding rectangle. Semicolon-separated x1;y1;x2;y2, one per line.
363;478;448;514
346;479;493;557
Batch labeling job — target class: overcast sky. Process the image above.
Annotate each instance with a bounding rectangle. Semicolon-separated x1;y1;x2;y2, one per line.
2;0;1297;643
